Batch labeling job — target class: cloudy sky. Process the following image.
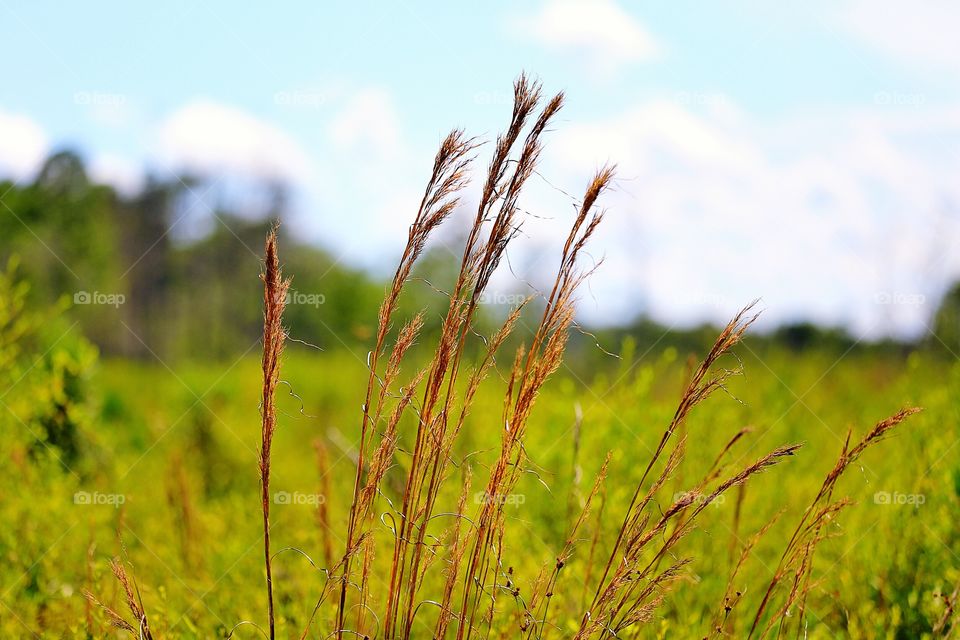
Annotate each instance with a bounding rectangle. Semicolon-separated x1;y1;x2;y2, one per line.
1;0;959;337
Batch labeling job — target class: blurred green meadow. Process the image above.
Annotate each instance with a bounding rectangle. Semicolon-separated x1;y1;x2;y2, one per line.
2;264;958;637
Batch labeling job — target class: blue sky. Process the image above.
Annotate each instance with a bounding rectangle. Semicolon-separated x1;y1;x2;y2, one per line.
2;1;959;337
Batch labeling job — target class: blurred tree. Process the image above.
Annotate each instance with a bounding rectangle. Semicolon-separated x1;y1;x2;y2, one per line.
0;152;401;360
931;281;960;354
3;150;928;364
0;258;98;468
115;176;182;357
772;322;855;352
0;150;124;350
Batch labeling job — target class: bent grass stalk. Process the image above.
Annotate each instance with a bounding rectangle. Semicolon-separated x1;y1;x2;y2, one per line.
83;558;154;640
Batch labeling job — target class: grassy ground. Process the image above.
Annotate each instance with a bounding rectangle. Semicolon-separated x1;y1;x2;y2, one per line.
2;338;956;638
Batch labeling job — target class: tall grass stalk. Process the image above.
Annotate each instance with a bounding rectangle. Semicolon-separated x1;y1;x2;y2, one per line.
259;228;291;640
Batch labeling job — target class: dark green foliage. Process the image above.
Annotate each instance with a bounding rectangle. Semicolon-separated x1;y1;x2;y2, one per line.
931;282;960;355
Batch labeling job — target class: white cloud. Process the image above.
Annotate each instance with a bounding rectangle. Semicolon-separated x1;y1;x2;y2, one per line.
88;153;144;196
511;0;660;75
839;0;960;74
544;97;960;338
0;109;48;181
328;88;402;161
554;99;761;175
292;87;429;262
154;99;312;183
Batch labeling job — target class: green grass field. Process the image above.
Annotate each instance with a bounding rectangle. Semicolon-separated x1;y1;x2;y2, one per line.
3;327;957;637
